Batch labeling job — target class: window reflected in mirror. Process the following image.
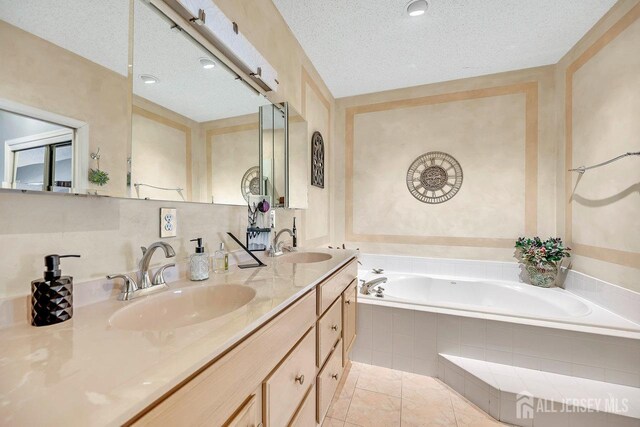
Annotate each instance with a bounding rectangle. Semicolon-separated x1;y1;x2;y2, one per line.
1;109;74;192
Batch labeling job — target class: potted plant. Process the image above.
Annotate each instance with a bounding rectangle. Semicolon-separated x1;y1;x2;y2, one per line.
88;148;110;187
515;237;571;288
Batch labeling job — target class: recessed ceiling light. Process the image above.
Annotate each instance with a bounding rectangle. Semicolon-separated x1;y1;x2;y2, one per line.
406;0;428;17
139;74;159;84
199;57;216;69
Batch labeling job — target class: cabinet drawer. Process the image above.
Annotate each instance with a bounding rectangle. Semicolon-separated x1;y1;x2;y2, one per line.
342;281;357;365
289;384;316;427
318;298;342;367
264;326;316;427
226;394;259;427
318;259;357;315
317;340;343;424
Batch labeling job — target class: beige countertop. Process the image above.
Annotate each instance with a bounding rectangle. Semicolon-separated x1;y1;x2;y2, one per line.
0;249;357;426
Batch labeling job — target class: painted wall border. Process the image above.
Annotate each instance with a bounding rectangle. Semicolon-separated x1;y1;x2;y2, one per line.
564;2;640;268
344;82;539;248
132;105;192;201
301;66;332;248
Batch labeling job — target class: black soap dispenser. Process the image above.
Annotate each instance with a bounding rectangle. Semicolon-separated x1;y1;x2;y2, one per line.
31;254;80;327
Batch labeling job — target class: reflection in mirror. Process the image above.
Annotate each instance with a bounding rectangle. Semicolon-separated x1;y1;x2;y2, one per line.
259;103;308;209
259;104;286;207
1;110;74;192
131;0;271;204
0;0;130;196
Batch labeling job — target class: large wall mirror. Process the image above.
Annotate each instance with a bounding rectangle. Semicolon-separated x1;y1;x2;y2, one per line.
0;0;281;206
131;0;272;204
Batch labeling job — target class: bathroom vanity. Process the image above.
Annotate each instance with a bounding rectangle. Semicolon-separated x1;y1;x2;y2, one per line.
0;250;357;426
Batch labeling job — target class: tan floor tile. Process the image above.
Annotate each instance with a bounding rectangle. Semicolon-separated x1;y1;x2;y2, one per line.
356;365;402;397
327;391;352;421
323;417;346;427
402;372;451;405
402;372;447;390
345;388;401;427
450;392;504;426
401;398;457;427
338;365;360;397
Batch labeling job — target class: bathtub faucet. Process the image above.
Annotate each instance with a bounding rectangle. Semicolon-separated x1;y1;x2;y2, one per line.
360;277;387;295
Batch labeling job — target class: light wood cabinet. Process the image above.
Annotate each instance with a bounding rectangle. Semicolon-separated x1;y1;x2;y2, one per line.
317;260;357;315
226;394;259;427
342;280;357;365
317;298;342;367
317;340;343;423
263;326;316;427
131;290;316;426
289;384;316;427
130;257;358;427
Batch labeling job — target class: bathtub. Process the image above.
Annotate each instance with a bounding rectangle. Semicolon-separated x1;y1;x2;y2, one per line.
357;271;640;335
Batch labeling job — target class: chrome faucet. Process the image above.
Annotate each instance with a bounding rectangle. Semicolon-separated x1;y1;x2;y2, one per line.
269;228;296;257
360;277;387;296
107;241;176;301
139;242;176;288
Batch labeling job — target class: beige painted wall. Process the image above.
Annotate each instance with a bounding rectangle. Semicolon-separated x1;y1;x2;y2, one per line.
0;0;334;299
131;114;188;202
0;20;130;197
210;128;259;205
334;67;556;261
555;0;640;291
302;70;332;246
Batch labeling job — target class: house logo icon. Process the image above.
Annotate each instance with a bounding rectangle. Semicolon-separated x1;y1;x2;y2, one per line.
516;392;535;419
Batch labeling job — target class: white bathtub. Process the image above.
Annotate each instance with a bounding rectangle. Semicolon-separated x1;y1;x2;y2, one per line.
358;271;640;335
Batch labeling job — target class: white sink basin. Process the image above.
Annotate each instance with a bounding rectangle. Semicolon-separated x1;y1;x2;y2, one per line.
280;252;332;264
109;284;256;331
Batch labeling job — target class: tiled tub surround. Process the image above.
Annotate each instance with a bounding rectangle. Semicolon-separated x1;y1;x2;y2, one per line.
352;254;640;394
353;304;640;388
0;249;356;425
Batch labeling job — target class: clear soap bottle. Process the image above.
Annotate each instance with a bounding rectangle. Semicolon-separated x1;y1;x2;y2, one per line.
189;238;209;281
214;243;229;274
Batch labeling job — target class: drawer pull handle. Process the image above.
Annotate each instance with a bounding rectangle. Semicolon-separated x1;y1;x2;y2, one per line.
295;374;305;385
345;300;351;305
331;373;339;380
331;324;338;331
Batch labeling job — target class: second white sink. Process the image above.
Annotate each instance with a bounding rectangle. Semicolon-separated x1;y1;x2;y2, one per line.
280;252;332;264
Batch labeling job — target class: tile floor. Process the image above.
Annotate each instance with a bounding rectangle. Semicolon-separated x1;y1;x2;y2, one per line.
323;362;508;427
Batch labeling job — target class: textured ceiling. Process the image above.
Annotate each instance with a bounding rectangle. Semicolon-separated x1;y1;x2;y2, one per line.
272;0;618;97
0;0;130;76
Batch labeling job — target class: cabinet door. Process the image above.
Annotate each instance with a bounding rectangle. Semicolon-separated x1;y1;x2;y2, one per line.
263;327;316;427
318;297;342;368
226;394;259;427
289;384;316;427
342;281;357;365
317;340;343;424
